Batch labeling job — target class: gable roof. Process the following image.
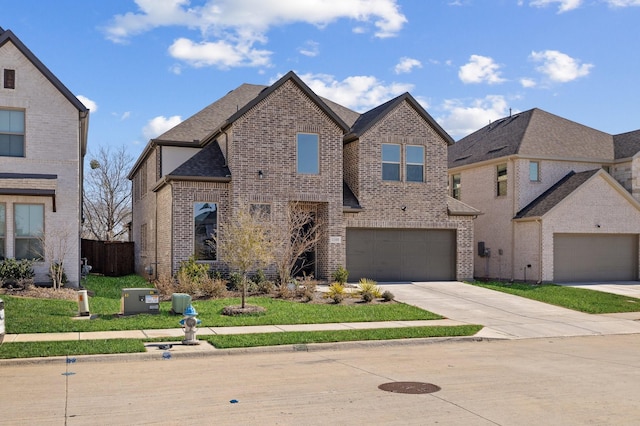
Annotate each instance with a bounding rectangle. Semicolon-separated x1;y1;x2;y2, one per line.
0;28;88;114
514;169;599;219
346;92;454;145
224;71;350;135
449;108;614;168
614;129;640;159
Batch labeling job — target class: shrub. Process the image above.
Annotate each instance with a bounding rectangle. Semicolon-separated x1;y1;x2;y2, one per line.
295;276;317;302
325;282;346;304
358;278;381;303
154;272;176;299
331;265;349;285
256;279;275;295
200;275;228;299
381;290;395;302
251;269;266;285
0;258;35;284
227;272;243;291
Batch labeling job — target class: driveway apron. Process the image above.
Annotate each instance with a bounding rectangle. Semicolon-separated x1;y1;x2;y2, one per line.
379;282;640;339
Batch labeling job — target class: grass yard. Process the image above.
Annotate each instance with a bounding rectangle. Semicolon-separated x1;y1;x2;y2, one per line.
1;275;441;334
473;281;640;314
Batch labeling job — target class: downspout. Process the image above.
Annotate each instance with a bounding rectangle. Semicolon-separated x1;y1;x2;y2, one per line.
537;218;543;283
510;158;516;281
77;110;89;288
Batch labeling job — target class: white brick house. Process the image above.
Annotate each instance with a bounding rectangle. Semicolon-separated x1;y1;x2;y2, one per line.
448;108;640;282
0;28;89;286
130;71;478;282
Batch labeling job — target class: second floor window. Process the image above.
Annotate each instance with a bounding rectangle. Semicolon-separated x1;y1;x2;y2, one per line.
496;163;507;196
4;69;15;89
529;161;540;182
0;109;25;157
452;174;461;200
406;145;424;182
297;133;319;174
382;143;401;181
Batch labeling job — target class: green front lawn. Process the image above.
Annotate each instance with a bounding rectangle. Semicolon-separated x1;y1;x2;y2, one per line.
473;282;640;314
2;275;441;334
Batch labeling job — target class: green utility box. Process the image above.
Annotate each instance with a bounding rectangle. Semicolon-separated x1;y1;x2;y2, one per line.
171;293;192;314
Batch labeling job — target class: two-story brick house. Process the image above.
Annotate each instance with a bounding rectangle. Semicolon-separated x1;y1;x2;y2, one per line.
0;28;89;286
130;71;477;282
448;108;640;282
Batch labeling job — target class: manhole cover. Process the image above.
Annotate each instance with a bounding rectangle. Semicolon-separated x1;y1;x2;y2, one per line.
378;381;441;394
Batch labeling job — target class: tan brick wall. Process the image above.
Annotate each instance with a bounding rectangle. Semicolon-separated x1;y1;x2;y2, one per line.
225;80;344;279
540;174;640;281
345;101;474;281
0;40;83;284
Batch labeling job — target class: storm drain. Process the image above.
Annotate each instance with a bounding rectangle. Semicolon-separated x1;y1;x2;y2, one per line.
378;381;441;394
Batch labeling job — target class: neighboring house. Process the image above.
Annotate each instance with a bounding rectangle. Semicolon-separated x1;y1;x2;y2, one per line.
129;71;478;282
0;28;89;286
448;108;640;283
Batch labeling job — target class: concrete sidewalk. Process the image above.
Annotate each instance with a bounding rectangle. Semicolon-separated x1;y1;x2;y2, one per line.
2;319;466;344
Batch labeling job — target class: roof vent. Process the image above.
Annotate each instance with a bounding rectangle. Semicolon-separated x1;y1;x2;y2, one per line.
487;145;507;154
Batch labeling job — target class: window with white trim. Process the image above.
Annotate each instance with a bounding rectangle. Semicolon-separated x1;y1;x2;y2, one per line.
406;145;424;182
382;143;401;181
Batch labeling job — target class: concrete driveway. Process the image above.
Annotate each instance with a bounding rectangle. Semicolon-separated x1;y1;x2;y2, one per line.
379;281;640;339
558;281;640;298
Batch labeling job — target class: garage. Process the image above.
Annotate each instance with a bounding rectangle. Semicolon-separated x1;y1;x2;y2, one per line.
553;234;639;282
346;228;456;282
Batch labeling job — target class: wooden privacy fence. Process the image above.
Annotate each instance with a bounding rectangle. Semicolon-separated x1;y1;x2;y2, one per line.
81;239;134;277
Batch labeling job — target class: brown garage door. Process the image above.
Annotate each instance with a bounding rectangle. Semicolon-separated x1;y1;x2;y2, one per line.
554;234;638;282
346;228;456;282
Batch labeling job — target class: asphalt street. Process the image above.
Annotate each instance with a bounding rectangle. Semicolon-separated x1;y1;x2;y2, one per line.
1;334;639;425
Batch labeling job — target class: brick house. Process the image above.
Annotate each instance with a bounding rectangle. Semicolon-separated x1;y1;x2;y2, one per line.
130;71;477;282
0;28;89;286
448;108;640;282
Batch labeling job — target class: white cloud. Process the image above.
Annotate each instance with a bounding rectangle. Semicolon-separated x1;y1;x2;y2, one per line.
394;57;422;74
458;55;506;84
143;115;182;140
605;0;640;6
77;95;98;113
529;0;583;13
169;38;271;69
298;40;320;57
105;0;407;69
530;50;593;83
296;73;413;112
437;95;509;138
520;77;537;88
121;111;131;120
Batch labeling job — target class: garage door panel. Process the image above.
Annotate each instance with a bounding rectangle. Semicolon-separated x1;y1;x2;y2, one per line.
554;234;638;282
346;228;456;282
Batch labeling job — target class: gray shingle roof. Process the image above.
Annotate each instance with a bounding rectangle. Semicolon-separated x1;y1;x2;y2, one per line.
157;84;266;143
614;130;640;159
343;182;362;210
167;140;230;179
348;93;454;145
514;169;599;219
449;108;614;168
447;196;482;216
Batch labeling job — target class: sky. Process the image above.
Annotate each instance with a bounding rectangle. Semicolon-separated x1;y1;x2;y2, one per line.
2;0;640;161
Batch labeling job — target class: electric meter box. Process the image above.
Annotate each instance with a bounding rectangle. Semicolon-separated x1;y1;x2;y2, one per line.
121;288;160;315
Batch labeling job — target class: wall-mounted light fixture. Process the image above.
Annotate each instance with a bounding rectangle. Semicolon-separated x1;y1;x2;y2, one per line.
401;205;407;211
258;170;264;179
596;224;601;228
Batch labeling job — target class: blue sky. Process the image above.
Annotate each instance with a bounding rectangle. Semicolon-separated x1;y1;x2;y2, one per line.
3;0;639;159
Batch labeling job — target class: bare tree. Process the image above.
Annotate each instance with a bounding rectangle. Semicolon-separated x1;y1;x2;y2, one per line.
271;202;324;286
83;146;134;241
39;224;72;289
213;206;274;308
